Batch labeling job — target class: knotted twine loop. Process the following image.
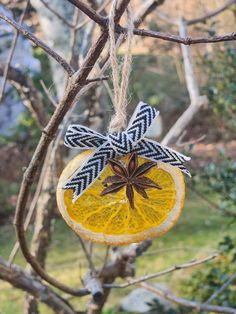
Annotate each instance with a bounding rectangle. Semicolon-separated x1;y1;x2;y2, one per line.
108;1;134;133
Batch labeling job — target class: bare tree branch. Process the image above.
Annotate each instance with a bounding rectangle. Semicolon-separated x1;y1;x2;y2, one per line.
66;0;107;26
40;80;58;107
102;246;110;269
85;75;109;83
0;13;74;75
205;272;236;305
78;236;96;273
68;7;80;69
39;0;75;28
85;240;152;314
75;0;112;31
103;253;219;288
140;282;236;314
156;0;236;26
0;64;27;86
0;257;77;314
187;0;236;25
0;64;48;127
117;25;236;45
8;143;53;265
161;18;208;145
134;0;165;27
179;19;199;102
176;131;206;147
0;0;30;102
24;141;60;312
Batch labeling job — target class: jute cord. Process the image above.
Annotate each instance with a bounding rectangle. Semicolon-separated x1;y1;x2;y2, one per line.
108;1;134;133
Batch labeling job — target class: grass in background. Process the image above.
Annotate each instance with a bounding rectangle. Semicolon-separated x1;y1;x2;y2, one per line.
0;189;234;314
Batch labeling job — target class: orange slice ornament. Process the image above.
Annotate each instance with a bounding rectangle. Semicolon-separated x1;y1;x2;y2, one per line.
56;102;191;245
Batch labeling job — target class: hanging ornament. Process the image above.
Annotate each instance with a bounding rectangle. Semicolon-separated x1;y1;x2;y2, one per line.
57;102;190;244
56;2;191;245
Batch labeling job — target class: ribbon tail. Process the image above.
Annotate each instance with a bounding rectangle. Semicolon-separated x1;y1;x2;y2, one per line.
64;124;107;149
63;142;116;202
134;139;191;177
126;102;159;142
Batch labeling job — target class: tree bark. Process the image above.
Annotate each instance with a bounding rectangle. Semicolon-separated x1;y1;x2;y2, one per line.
161;18;208;146
24;153;56;313
0;257;76;314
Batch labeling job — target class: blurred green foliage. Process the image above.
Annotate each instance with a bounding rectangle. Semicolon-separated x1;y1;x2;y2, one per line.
0;181;19;219
193;154;236;215
130;55;188;115
33;47;55;114
0;48;53;148
202;46;236;133
0;111;41;148
181;154;236;311
181;236;236;310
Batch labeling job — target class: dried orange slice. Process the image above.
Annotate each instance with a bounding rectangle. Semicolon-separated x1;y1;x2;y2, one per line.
56;150;185;245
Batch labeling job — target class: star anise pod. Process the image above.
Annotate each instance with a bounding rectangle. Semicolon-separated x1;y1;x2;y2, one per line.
100;153;162;209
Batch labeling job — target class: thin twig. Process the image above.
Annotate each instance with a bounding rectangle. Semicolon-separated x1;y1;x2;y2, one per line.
0;13;74;76
134;0;165;27
39;0;75;28
89;242;93;261
142;246;214;256
140;282;236;314
8;142;53;265
75;0;112;30
204;272;236;305
176;131;206;147
117;25;236;45
95;64;114;104
156;0;236;26
0;0;30;102
103;253;219;288
0;64;47;127
85;75;109;83
161;18;208;146
155;11;178;25
77;236;96;273
40;80;57;107
68;7;80;69
187;0;236;25
102;246;110;270
190;187;236;218
66;0;107;26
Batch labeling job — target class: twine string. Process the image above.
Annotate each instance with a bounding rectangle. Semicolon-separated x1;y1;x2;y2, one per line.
108;1;134;133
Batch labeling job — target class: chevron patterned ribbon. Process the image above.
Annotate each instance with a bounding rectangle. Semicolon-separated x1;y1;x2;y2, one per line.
63;102;191;202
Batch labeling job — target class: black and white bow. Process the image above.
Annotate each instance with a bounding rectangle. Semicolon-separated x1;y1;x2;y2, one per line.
63;102;191;202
